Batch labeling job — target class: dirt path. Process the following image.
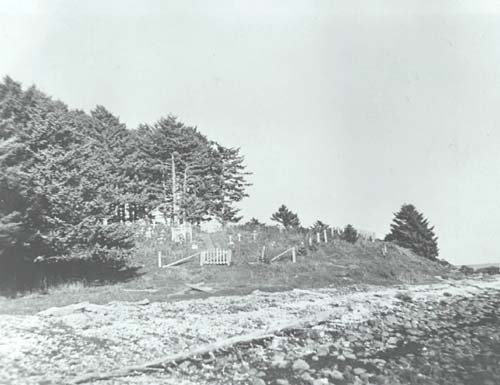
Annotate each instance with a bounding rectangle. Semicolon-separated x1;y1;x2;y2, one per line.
0;277;499;385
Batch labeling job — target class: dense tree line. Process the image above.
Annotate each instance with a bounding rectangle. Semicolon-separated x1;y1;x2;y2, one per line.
0;77;250;287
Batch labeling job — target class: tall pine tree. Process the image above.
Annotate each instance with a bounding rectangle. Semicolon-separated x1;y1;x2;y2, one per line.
385;204;439;260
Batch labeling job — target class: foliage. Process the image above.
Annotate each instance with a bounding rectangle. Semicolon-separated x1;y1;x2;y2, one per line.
0;76;251;289
340;224;359;244
241;217;265;231
311;220;329;233
385;203;439;260
0;78;135;274
135;118;250;225
270;204;300;230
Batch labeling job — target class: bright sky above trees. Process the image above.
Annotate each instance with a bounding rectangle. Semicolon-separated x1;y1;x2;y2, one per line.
1;1;500;265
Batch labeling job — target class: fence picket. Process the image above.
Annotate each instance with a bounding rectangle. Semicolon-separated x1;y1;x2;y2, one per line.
199;248;231;266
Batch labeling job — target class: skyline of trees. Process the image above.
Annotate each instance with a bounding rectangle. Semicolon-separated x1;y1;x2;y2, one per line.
0;76;251;272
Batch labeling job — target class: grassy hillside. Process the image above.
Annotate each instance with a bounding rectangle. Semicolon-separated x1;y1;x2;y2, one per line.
133;227;456;290
0;226;458;315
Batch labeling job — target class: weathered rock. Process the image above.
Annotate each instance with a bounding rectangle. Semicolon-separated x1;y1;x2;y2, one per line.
326;369;344;381
353;367;366;375
179;360;191;372
316;346;329;356
251;377;266;385
300;372;315;384
292;358;310;371
270;353;288;368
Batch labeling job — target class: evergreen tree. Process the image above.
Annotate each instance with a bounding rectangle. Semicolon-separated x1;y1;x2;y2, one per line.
134;117;251;225
311;220;329;233
208;144;250;225
0;78;134;272
246;217;264;227
340;224;359;243
385;204;439;259
0;77;252;290
270;205;300;230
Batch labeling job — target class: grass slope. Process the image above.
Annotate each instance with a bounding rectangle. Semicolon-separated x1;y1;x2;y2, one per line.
0;228;457;315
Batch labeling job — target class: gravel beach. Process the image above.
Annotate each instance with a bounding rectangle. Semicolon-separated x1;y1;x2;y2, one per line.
1;276;499;385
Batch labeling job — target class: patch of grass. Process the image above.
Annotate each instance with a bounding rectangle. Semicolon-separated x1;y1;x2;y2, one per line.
0;227;459;315
47;281;87;294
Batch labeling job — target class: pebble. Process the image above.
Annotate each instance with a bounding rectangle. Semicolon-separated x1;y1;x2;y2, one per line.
353;367;366;375
300;372;315;384
251;377;266;385
327;369;344;381
292;359;310;371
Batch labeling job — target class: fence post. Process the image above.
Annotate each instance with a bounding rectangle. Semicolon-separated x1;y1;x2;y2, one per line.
292;247;296;263
261;246;266;262
316;233;320;243
238;233;241;242
309;237;312;246
227;250;232;265
324;229;328;243
158;251;162;268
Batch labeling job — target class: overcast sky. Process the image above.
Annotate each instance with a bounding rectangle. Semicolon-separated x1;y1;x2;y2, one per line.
1;1;500;265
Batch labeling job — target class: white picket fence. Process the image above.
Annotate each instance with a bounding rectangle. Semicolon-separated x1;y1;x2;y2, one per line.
200;248;232;266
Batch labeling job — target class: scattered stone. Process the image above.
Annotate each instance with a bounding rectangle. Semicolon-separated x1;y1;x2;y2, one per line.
353;367;366;376
327;369;344;381
179;360;191;372
292;358;310;371
316;345;329;357
251;377;266;385
300;372;315;384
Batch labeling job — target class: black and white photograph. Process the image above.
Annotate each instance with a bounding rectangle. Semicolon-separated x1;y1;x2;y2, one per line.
1;1;500;384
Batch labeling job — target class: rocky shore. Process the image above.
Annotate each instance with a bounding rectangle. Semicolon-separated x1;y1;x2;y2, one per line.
0;277;499;385
174;281;500;385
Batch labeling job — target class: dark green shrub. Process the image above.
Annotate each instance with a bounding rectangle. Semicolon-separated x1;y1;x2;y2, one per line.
340;224;359;244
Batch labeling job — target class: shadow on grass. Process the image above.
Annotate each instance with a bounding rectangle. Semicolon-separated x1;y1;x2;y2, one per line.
0;258;143;298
